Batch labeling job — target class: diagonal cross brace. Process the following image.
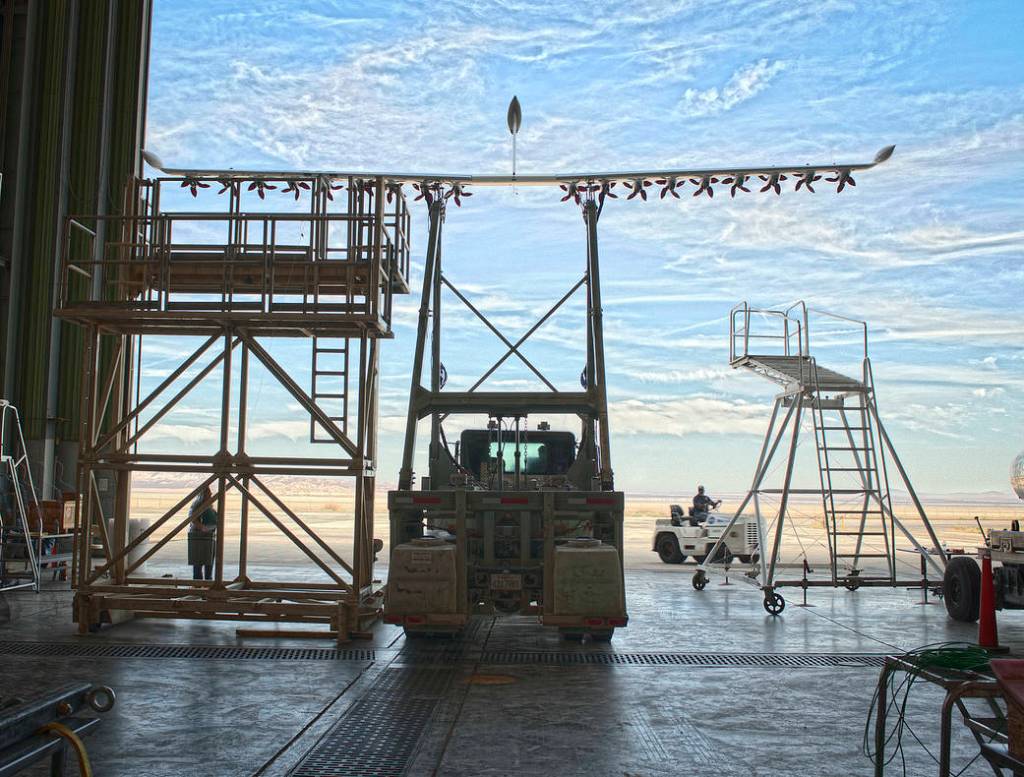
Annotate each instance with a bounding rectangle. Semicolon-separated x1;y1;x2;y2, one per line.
242;332;360;459
441;275;558;392
448;275;586;395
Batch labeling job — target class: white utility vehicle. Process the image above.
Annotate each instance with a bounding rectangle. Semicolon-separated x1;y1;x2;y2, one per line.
652;505;759;565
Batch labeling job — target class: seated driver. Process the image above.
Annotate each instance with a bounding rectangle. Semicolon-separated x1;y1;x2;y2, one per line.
692;485;721;521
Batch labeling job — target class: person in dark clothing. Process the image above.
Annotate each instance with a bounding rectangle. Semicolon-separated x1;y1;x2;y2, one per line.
187;485;218;580
692;485;721;518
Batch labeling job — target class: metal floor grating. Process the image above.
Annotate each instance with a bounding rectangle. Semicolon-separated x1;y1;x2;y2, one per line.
475;651;887;668
0;640;376;662
291;668;454;777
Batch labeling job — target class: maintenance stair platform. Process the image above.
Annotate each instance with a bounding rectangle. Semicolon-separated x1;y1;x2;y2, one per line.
705;302;947;605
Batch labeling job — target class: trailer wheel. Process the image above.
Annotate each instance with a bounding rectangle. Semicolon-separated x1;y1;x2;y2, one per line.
692;571;707;591
560;630;584;641
656;534;684;564
590;630;614;642
943;556;981;623
763;591;785;615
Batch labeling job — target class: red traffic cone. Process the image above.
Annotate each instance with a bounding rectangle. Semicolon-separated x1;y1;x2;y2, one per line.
978;553;1005;651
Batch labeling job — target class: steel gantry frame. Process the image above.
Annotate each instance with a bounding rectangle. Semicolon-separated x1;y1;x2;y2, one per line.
56;172;410;642
396;195;614;494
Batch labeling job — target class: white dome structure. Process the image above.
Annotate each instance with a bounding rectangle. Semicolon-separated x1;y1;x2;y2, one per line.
1013;452;1024;500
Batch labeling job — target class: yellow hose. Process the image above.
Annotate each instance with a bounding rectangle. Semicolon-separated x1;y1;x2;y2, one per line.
37;722;92;777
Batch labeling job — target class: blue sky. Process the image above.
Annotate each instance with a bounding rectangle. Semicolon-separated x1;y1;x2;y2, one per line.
143;0;1024;497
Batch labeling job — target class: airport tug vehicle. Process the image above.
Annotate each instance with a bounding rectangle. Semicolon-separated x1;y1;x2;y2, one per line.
652;505;760;565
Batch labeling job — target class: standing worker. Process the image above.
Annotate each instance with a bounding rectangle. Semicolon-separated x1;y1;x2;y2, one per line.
692;485;721;519
188;485;218;580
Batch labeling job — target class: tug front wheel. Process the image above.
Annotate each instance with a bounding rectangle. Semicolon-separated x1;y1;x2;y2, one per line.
692;571;708;591
763;591;785;615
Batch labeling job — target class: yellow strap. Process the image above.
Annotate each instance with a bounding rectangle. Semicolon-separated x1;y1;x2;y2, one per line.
37;721;93;777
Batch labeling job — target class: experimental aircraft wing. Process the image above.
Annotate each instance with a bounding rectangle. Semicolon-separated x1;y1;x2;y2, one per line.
141;145;894;201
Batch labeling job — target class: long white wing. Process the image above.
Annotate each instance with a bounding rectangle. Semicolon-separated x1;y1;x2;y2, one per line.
141;146;894;194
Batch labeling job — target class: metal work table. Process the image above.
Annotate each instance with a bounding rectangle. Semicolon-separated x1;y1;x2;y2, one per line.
874;655;1013;776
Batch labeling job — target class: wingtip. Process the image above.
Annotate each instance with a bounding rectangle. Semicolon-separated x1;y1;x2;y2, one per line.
141;148;165;171
873;145;895;165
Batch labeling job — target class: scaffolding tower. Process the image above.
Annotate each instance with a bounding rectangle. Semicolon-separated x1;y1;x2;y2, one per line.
56;172;410;641
694;302;947;614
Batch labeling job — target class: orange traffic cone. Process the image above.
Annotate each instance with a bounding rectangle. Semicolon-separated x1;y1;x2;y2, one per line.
978;553;1005;651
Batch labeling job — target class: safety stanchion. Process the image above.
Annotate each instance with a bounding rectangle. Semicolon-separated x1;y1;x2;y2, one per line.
795;559;814;607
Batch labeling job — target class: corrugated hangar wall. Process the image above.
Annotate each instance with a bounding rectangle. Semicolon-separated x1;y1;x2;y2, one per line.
0;0;152;498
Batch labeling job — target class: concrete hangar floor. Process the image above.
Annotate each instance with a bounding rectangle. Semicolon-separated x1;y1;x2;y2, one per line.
1;565;1007;777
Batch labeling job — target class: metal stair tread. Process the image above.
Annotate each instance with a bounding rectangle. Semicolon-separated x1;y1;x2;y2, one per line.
734;354;865;391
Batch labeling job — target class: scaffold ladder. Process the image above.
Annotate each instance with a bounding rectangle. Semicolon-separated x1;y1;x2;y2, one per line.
0;401;43;593
310;336;350;443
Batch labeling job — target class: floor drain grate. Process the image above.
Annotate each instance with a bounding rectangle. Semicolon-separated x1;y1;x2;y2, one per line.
0;640;375;662
476;651;887;668
291;668;453;777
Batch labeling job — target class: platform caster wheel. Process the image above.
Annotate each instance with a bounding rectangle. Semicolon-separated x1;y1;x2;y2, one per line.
844;579;861;592
692;571;707;591
763;592;785;615
590;630;614;642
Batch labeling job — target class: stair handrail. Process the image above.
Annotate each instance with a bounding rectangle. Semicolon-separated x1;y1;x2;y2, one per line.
806;307;869;362
730;302;805;363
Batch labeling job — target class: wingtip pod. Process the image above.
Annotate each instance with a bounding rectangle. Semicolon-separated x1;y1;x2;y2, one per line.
873;145;895;165
141;148;165;171
507;96;522;136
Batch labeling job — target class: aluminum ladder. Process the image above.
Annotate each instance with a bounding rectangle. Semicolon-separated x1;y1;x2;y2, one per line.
0;401;43;593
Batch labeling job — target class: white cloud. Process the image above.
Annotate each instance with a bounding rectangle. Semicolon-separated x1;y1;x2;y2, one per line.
679;59;786;117
611;395;766;436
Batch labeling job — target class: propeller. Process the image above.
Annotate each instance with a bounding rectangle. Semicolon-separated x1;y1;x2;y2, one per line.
322;176;345;201
794;170;821;193
690;175;718;198
282;180;311;200
722;175;750;197
445;183;472;206
181;177;209;197
247;180;277;199
655;177;684;199
559;181;582;204
759;173;787;195
593;181;617;205
827;169;856;192
412;181;437;204
625;178;652;200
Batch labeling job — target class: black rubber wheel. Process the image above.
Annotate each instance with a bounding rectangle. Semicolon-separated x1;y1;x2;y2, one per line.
943;556;982;623
843;578;861;591
590;630;614;642
692;571;707;591
656;534;684;564
763;591;785;615
737;554;753;564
